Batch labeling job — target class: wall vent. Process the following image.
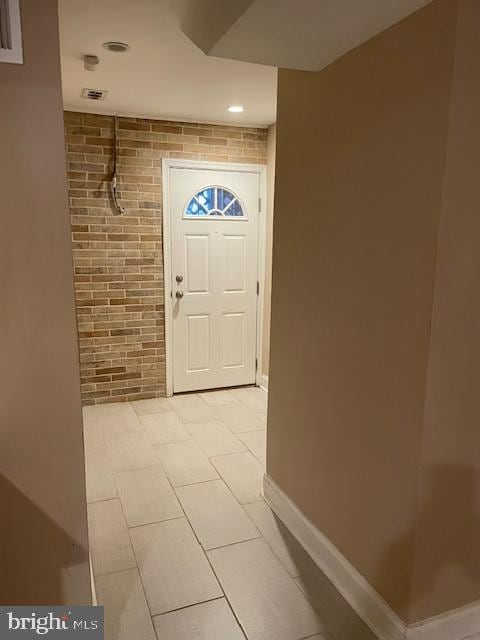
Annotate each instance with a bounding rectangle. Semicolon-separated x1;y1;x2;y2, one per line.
0;0;23;64
82;88;108;101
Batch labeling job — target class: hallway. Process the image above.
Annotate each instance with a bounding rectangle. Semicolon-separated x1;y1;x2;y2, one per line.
84;388;376;640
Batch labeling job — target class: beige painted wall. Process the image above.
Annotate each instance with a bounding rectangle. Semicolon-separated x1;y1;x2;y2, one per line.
262;124;276;377
0;0;90;604
410;0;480;622
268;0;466;624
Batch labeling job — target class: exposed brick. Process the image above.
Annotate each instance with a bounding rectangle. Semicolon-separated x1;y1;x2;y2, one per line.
96;366;126;375
199;137;228;146
65;110;266;405
151;124;182;134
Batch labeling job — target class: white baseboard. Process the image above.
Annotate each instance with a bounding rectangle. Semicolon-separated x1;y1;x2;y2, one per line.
406;603;480;640
260;374;269;391
89;555;97;605
263;474;480;640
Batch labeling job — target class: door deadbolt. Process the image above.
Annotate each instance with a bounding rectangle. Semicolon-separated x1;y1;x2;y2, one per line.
176;274;183;283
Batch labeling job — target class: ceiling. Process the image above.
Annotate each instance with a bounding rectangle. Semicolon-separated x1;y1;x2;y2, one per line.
59;0;433;127
58;0;278;127
183;0;433;72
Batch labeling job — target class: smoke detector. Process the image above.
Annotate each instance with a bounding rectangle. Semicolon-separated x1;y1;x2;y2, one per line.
103;41;130;53
82;88;108;101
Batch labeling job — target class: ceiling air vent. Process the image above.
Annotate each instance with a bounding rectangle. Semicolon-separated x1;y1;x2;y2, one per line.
0;0;23;64
82;88;108;101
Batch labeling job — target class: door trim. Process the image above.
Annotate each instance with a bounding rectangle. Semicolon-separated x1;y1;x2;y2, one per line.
162;158;268;397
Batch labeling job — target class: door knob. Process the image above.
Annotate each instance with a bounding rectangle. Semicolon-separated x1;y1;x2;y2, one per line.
176;274;183;283
175;290;184;299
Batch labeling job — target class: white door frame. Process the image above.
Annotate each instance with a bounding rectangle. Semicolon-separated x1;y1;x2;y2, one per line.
162;158;268;397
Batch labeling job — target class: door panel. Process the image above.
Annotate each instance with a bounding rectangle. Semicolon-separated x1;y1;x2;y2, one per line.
223;312;245;368
224;235;247;293
185;235;210;294
170;166;260;392
186;315;210;372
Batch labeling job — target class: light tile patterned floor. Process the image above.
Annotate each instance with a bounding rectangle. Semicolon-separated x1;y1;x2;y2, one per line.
83;387;376;640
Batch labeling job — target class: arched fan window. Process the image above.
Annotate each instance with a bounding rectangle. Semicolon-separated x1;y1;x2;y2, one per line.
184;186;245;219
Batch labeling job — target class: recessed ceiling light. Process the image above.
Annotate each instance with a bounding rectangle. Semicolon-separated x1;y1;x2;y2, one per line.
103;42;130;53
228;105;245;113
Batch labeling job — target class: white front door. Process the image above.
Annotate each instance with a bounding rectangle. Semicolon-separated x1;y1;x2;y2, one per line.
168;166;261;393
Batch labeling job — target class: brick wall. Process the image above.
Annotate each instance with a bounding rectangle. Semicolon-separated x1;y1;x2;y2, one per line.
65;111;267;405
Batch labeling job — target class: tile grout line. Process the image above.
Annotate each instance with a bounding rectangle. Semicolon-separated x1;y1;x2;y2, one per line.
243;503;304;581
150;595;225;620
184;390;265;425
110;402;157;637
178;414;248;458
157;452;250;639
236;430;267;466
91;565;138;581
173;479;264;551
134;392;265;437
208;448;263;462
164;476;221;490
126;514;186;531
171;392;263;640
151;464;245;634
201;542;250;640
87;496;118;507
208;454;265;508
167;392;331;637
89;393;269;639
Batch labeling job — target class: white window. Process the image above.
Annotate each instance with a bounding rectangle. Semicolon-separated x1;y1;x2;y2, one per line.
184;186;246;219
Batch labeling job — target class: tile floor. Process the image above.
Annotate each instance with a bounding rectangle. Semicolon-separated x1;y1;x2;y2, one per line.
83;387;377;640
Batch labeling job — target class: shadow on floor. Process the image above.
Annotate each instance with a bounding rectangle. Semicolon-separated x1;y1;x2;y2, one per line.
0;474;89;605
271;513;376;640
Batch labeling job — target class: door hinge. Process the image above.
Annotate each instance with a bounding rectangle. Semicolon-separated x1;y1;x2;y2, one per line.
257;281;260;295
258;197;262;212
255;357;258;371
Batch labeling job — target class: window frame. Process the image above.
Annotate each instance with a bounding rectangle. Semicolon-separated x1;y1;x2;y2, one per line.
183;185;247;220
